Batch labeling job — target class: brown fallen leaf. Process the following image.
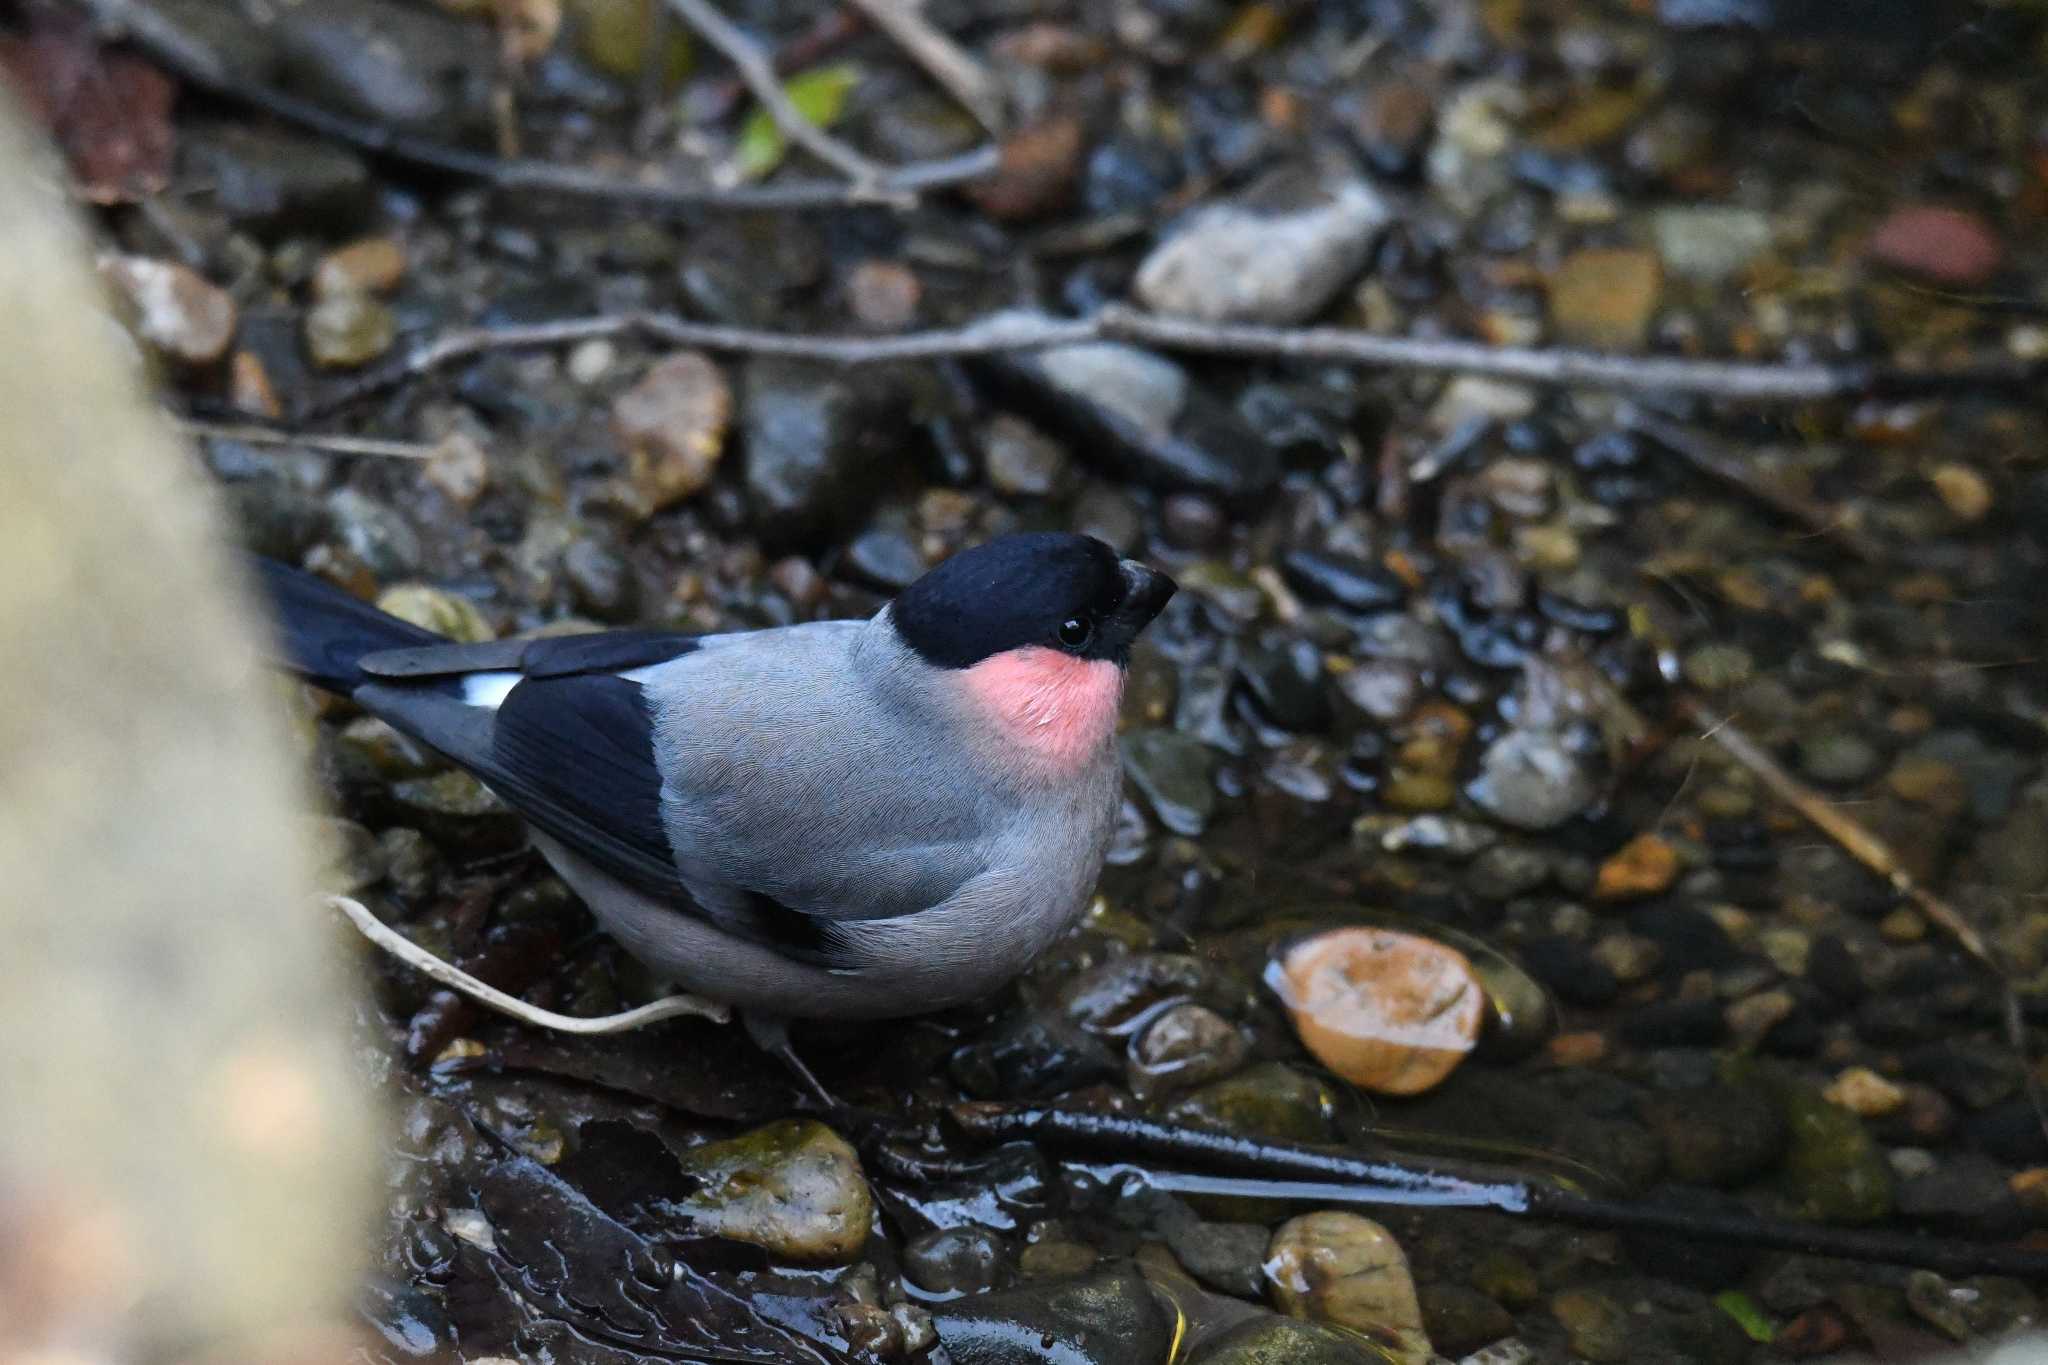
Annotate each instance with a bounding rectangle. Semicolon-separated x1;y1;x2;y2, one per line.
0;12;175;204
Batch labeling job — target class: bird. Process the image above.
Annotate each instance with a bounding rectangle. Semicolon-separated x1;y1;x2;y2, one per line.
256;532;1176;1098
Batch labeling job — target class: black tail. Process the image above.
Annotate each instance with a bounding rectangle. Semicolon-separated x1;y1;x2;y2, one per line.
249;557;445;693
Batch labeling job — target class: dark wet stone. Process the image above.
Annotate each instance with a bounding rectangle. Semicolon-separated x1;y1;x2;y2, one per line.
743;360;910;545
1518;935;1621;1008
1280;550;1405;613
1798;729;1884;786
1466;844;1551;900
1161;492;1228;552
357;1275;457;1359
950;1014;1120;1100
182;123;372;237
1894;1153;2022;1234
1163;1218;1268;1299
904;1227;1007;1296
1969;1099;2048;1164
270;0;493;133
1418;1282;1514;1358
1855;995;1943;1047
1185;1315;1387;1365
1551;1286;1629;1362
1778;1083;1894;1223
1070;485;1144;555
1167;1063;1333;1144
1056;953;1247;1036
1236;640;1330;732
1122;729;1219;836
1808;933;1867;1003
1640;1085;1788;1186
561;536;638;622
1902;1039;2023;1111
983;414;1071;498
327;487;421;579
933;1262;1172;1365
221;475;330;561
844;524;926;591
378;827;441;904
387;771;525;857
1131;1003;1249;1100
974;324;1280;499
1630;906;1741;971
1619;998;1727;1048
1331;660;1420;729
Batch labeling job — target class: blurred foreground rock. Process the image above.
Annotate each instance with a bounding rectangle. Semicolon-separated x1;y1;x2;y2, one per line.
0;89;373;1358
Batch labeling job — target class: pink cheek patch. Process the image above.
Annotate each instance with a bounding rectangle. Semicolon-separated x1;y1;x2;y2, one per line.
963;647;1123;771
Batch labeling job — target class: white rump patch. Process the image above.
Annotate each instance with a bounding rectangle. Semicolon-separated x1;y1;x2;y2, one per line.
461;672;520;708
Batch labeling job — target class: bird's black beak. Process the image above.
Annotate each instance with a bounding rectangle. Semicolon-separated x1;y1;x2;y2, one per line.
1116;559;1177;631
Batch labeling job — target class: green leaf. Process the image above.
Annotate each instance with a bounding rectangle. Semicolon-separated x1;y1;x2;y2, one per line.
733;63;861;181
1714;1290;1775;1344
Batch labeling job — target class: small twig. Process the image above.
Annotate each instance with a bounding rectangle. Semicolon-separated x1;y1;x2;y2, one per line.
1680;701;2048;1148
1621;410;1885;563
175;416;435;460
301;303;2046;420
843;0;1005;133
329;895;729;1032
76;0;989;214
661;0;898;199
689;6;867;123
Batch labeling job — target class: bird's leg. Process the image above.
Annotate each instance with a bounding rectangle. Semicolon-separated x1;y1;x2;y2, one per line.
742;1010;845;1113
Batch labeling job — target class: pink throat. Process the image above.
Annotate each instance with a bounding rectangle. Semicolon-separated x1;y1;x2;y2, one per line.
962;647;1123;772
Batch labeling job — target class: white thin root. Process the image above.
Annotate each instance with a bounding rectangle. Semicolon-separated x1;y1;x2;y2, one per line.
328;894;730;1032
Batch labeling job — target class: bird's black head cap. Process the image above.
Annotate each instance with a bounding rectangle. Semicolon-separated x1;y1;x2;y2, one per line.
891;532;1176;669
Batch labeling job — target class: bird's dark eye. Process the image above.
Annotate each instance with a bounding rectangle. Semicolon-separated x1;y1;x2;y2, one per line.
1058;616;1093;649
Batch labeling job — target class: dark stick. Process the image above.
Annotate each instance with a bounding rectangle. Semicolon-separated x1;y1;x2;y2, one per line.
75;0;994;213
950;1104;2048;1280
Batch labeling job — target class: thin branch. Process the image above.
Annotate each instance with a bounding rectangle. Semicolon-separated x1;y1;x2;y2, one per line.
661;0;898;200
329;895;729;1033
302;302;2046;419
843;0;1005;133
77;0;990;213
175;416;434;460
1621;410;1886;563
1680;701;2048;1148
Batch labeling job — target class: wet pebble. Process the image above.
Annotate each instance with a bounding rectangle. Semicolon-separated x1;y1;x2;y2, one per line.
1164;1217;1268;1299
304;290;396;368
377;583;492;642
982;414;1070;498
1184;1315;1393;1365
743;359;908;543
357;1275;458;1359
1134;156;1390;324
611;351;731;513
1797;730;1883;786
1270;928;1484;1096
1130;1003;1249;1100
668;1120;873;1263
905;1227;1007;1296
1549;1287;1629;1363
1418;1283;1514;1358
1122;728;1218;836
1825;1066;1906;1118
933;1262;1171;1365
1866;204;2003;286
312;236;406;299
1640;1085;1788;1187
1264;1212;1431;1364
387;771;523;856
1280;551;1406;613
182;123;372;236
950;1013;1120;1100
1549;247;1662;348
1167;1063;1333;1144
1653;206;1771;281
1593;833;1679;902
100;254;237;366
1237;640;1330;732
1778;1082;1895;1222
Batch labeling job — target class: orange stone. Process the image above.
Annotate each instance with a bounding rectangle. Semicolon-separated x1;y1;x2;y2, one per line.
1271;928;1484;1096
1593;833;1678;902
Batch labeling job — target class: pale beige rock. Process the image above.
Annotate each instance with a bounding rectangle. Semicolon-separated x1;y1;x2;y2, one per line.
0;95;372;1357
1266;1211;1432;1364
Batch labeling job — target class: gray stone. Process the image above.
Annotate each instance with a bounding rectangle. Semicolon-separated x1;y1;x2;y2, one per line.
1136;157;1390;324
